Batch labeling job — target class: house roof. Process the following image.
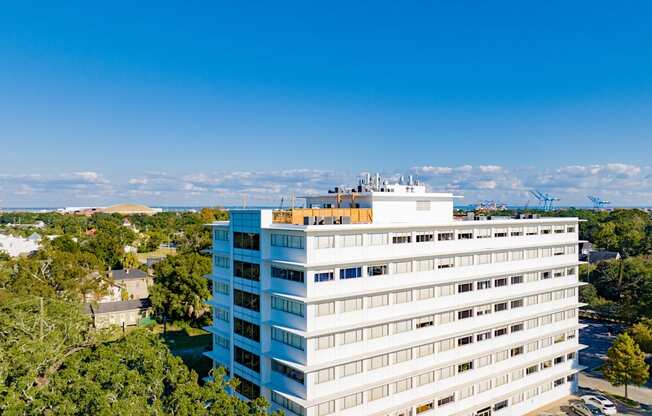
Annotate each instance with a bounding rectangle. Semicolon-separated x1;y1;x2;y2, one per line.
587;250;620;263
101;204;161;215
111;268;148;280
83;298;151;314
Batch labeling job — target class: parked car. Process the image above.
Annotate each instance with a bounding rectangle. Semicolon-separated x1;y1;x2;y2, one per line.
571;401;606;416
580;394;617;415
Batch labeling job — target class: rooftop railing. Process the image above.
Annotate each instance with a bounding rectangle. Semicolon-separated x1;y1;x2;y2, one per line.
272;208;373;225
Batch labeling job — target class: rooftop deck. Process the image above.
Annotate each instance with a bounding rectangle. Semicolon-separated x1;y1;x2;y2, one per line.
272;208;373;225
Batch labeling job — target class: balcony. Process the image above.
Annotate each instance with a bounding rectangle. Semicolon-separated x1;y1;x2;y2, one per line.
272;208;373;225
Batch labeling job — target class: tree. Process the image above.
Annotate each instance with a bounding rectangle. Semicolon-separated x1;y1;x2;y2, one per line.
150;253;212;326
628;319;652;353
602;333;650;399
121;252;140;270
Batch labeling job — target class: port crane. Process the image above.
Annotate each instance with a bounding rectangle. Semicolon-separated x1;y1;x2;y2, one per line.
529;190;560;212
587;195;610;210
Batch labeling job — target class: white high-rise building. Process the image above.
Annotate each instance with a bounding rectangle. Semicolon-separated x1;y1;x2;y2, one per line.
205;175;584;416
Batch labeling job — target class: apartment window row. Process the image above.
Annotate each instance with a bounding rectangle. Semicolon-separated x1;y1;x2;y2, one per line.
312;245;577;282
233;373;260;401
272;360;305;384
234;317;260;342
215;307;230;323
214;334;229;350
233;289;260;312
313;224;577;250
214;254;230;269
271;296;305;317
312;280;577;319
310;351;579;416
233;231;260;251
234;345;260;373
271;233;305;249
301;323;578;387
272;392;305;416
213;229;229;241
271;266;305;283
271;327;304;351
215;280;229;295
234;260;260;282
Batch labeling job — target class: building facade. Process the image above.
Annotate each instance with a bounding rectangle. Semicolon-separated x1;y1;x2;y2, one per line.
205;178;584;416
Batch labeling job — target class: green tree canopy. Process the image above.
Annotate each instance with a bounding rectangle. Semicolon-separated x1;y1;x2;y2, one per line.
150;253;212;325
602;333;650;398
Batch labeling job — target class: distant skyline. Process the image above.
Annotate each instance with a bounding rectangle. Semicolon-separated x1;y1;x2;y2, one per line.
1;2;651;207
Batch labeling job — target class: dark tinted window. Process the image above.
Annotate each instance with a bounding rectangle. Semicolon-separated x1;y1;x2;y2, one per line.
233;232;260;250
234;260;260;281
234;373;260;400
234;289;260;312
234;346;260;373
234;317;260;342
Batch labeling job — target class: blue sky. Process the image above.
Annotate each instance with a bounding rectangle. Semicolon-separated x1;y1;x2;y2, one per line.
1;2;651;207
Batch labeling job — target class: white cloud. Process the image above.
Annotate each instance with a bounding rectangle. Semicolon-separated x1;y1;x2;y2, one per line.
1;163;650;207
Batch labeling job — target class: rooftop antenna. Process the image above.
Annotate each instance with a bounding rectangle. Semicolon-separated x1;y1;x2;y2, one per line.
278;197;284;210
290;193;296;210
242;194;248;208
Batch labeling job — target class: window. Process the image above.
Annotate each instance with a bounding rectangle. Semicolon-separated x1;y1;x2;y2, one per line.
477;354;492;368
314;271;334;282
494;251;508;262
214;229;229;241
313;367;334;384
437;394;455;407
541;271;551;280
458;309;474;320
392;233;412;244
339;267;362;279
437;311;455;324
458;361;473;373
494;327;508;337
511;299;524;309
233;232;260;250
393;319;412;334
368;294;389;308
417;371;434;386
493;400;508;411
527;341;539;353
271;296;304;317
554;225;566;234
234;318;260;342
478;379;493;392
526;317;539;329
526;365;539;375
367;354;389;370
340;393;363;410
315;302;335;317
271;266;304;283
416;233;434;242
554;356;565;365
315;235;335;249
272;360;306;384
341;234;363;247
458;231;473;239
369;233;388;246
234;346;261;372
367;264;388;276
436;365;454;380
476;228;491;239
234;260;260;281
494;302;508;312
271;233;304;249
271;327;303;350
234;289;260;312
437;257;454;269
541;226;552;235
215;307;229;322
476;331;492;342
340;329;363;345
567;226;576;233
339;360;363;378
393;348;412;363
494;277;508;287
340;297;363;313
458;282;474;293
495;350;509;362
368;385;389;401
367;324;388;339
459;384;474;399
438;232;454;241
394;289;412;304
511;346;524;357
511;275;524;284
477;280;492;290
416;259;434;271
416;287;434;300
393;378;412;393
477;253;491;264
437;338;455;352
272;393;305;416
554;377;565;387
458;255;474;267
511;228;524;236
215;280;230;295
526;226;538;235
234;375;260;400
526;295;539;306
317;400;335;416
541;247;552;257
494;228;508;238
215;334;229;350
394;261;412;274
458;335;473;346
415;316;434;329
438;284;455;296
541;359;552;369
526;248;538;259
215;255;230;268
316;335;335;350
416;402;434;414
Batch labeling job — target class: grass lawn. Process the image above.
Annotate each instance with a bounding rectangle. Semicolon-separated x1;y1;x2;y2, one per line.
148;323;213;378
135;247;177;263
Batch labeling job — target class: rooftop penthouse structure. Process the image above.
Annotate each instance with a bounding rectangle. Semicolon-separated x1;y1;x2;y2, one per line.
205;174;584;416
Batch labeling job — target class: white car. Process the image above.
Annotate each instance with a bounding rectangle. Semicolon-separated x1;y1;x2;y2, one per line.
580;394;617;415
